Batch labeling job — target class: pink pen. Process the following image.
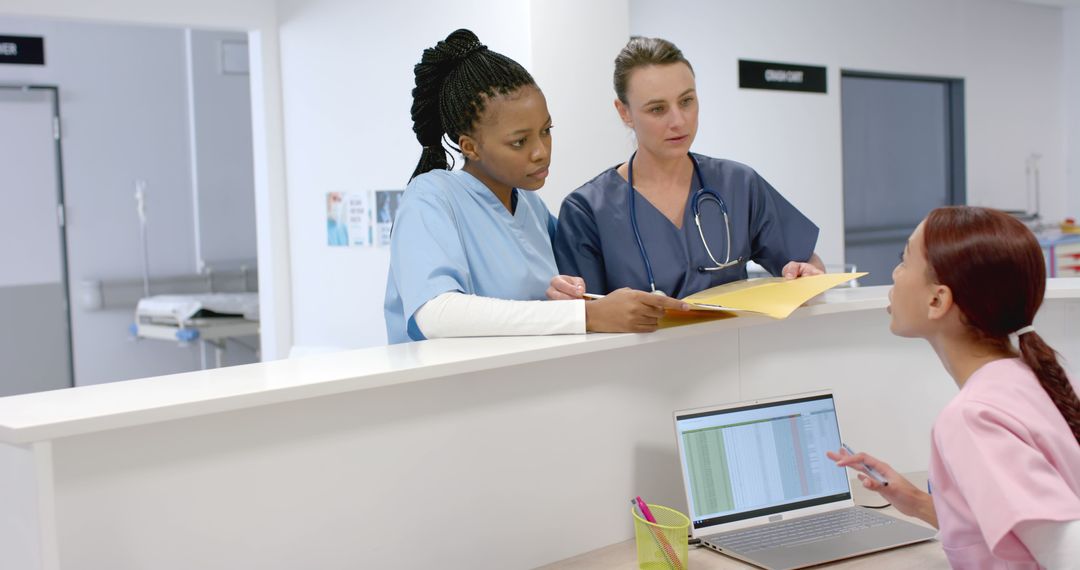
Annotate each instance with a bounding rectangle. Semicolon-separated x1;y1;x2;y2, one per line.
635;496;658;523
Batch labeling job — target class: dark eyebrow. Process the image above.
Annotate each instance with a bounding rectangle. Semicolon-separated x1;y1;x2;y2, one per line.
642;88;696;107
505;116;553;137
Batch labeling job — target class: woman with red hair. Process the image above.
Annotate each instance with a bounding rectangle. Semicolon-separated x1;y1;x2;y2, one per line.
829;207;1080;568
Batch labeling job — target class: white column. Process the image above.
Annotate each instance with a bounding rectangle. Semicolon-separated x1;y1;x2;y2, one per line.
529;0;636;212
0;442;58;570
249;25;294;361
1065;7;1080;218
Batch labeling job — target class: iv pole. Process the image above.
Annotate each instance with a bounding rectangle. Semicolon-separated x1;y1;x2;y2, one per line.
1025;153;1042;223
134;179;151;297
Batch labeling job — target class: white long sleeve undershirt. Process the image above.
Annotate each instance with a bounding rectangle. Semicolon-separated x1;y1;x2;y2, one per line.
1014;519;1080;569
413;292;586;339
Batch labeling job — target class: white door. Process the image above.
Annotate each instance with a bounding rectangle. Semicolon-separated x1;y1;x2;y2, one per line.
0;86;72;395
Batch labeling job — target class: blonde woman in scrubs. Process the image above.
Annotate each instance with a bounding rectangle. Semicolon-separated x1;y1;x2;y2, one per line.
829;207;1080;568
550;37;824;300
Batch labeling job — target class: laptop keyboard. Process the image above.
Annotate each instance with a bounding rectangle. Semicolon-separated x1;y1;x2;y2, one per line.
709;508;896;553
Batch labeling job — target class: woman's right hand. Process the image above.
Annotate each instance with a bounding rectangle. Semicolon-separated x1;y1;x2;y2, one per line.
584;288;690;333
547;275;586;300
826;448;938;528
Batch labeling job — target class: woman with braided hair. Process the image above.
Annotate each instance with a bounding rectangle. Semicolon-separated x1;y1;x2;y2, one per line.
385;29;687;344
828;206;1080;568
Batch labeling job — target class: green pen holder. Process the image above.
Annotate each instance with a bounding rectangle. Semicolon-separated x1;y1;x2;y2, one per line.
632;504;690;570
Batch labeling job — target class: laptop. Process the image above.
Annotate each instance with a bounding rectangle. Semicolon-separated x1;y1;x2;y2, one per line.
673;391;936;569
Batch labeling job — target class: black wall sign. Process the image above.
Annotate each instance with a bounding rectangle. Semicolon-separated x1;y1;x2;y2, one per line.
0;35;46;65
739;60;826;93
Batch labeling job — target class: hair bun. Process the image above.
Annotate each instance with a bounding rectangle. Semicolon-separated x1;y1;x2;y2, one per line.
433;29;487;63
451;39;487;60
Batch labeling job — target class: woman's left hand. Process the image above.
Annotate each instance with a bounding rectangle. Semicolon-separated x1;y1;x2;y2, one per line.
782;261;824;279
782;253;826;279
547;275;586;300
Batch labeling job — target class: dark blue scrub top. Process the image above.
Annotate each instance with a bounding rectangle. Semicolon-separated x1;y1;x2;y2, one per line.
553;153;819;298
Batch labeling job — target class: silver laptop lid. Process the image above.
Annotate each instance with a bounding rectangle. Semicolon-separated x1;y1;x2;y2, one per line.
674;391;853;537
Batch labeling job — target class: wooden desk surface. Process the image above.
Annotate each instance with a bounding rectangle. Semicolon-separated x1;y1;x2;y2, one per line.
539;474;947;570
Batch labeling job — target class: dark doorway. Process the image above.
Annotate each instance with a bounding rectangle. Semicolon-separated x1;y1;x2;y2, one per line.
841;72;965;286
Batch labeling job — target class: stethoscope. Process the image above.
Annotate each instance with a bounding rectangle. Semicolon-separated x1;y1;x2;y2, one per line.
628;152;742;295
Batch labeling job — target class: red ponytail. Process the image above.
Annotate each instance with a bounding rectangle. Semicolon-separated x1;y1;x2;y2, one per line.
1018;332;1080;443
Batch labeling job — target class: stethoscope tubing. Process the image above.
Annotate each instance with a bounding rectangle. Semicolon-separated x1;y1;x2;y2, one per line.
628;152;740;293
626;164;658;293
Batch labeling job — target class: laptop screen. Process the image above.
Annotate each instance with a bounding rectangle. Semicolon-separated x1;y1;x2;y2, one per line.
675;393;851;530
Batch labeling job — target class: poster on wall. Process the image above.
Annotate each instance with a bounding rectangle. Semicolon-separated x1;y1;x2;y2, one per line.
326;191;370;247
375;190;403;246
326;190;403;247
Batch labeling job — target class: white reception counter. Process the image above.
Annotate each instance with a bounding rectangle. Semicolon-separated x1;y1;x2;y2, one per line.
2;280;1078;569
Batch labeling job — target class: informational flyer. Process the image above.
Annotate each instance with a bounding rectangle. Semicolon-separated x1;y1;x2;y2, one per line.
326;192;350;246
326;190;402;248
374;190;403;246
344;192;372;246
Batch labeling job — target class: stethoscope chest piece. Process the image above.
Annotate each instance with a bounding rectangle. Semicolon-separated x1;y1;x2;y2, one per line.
628;152;743;293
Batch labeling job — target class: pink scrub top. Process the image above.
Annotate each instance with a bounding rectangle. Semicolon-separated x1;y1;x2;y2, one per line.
928;358;1080;569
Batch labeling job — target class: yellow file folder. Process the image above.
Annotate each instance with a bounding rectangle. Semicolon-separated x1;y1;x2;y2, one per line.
679;272;867;319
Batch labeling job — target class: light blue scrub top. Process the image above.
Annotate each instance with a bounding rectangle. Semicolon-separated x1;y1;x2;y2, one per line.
384;169;559;344
554;154;818;299
327;219;349;246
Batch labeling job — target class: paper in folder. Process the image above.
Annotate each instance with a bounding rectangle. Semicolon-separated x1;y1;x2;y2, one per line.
679;272;867;319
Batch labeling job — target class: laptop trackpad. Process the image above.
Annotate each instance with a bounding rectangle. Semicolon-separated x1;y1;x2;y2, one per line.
741;522;936;570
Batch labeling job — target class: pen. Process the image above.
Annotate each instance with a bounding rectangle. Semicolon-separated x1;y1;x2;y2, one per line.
582;292;674;300
635;496;657;523
840;443;889;487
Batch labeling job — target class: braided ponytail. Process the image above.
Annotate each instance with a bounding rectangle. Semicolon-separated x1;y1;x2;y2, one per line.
409;32;463;180
409;29;535;182
1019;332;1080;443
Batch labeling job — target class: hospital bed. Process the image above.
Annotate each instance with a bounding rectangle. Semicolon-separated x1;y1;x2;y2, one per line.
132;292;259;368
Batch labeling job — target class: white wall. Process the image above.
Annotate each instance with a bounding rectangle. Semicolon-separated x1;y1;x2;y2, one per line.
529;0;633;213
0;0;274;30
188;29;258;268
1067;6;1080;216
631;0;1068;266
